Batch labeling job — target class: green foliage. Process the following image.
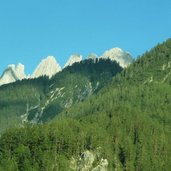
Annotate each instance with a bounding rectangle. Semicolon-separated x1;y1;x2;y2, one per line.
0;77;48;134
0;39;171;170
0;59;122;134
61;83;171;170
115;38;171;85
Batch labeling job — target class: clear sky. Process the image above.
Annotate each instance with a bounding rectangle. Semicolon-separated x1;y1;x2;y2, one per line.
0;0;171;75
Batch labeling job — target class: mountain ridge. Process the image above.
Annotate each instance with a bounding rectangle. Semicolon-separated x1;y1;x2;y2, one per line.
0;39;171;170
0;47;133;86
0;58;122;133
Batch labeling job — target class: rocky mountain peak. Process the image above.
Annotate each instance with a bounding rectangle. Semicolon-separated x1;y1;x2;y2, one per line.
0;47;134;86
0;63;26;86
101;47;133;68
32;56;61;78
64;54;82;68
87;53;98;59
15;63;25;79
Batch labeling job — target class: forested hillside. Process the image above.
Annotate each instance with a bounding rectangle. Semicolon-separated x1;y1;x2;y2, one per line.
0;39;171;171
0;59;122;134
115;38;171;85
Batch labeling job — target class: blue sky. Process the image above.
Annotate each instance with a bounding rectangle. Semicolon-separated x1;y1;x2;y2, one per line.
0;0;171;75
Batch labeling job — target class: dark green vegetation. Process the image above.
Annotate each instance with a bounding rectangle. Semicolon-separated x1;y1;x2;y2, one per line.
0;39;171;170
0;59;122;134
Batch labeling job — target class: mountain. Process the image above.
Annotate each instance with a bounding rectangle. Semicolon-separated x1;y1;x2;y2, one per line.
101;47;133;68
0;47;133;86
32;56;62;78
64;54;82;68
0;63;25;86
0;40;171;170
56;39;171;170
0;58;122;133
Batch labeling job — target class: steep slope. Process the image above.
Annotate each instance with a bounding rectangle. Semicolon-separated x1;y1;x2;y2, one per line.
0;59;122;134
1;40;171;171
0;39;170;170
32;56;62;78
0;63;25;86
27;59;122;123
101;47;133;68
0;77;48;134
67;39;171;122
56;39;171;170
114;39;171;85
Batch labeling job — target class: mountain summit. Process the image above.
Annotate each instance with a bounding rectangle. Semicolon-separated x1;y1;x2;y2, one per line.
101;47;133;68
0;47;133;86
0;63;25;86
64;54;82;68
32;56;61;78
